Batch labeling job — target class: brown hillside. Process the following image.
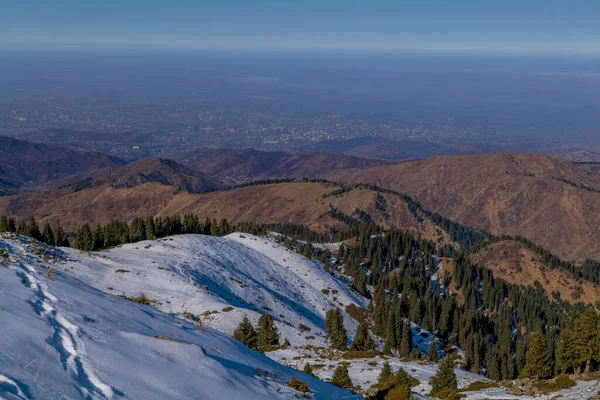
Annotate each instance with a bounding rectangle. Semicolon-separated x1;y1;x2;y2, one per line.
335;152;600;261
84;158;220;193
556;150;600;163
0;181;453;246
470;241;600;305
0;136;125;195
175;148;397;183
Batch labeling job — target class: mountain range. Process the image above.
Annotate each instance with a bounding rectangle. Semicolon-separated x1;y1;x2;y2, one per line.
3;136;600;301
3;136;600;398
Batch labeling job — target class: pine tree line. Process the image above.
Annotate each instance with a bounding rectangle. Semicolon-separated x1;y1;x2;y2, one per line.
0;215;69;247
73;215;232;251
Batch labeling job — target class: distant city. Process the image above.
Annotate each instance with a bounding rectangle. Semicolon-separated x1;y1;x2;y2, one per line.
1;99;484;159
1;51;598;159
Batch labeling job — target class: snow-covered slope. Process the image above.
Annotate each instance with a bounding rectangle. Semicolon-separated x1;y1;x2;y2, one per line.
0;234;356;399
52;233;364;347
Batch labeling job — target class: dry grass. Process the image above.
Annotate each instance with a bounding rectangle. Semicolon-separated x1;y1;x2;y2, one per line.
471;241;600;304
341;350;380;359
121;292;159;306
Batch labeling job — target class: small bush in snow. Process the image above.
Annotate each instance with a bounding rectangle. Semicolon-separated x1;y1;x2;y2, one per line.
288;376;310;393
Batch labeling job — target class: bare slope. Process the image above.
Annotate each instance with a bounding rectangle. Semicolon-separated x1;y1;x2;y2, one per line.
70;157;221;192
175;147;396;183
0;181;454;246
470;240;600;304
335;152;600;261
0;136;125;195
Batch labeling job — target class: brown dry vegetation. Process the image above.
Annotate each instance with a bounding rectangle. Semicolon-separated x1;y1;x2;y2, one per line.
470;240;600;304
335;152;600;261
0;181;455;246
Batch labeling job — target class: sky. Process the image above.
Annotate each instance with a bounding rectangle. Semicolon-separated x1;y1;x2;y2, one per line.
1;0;599;55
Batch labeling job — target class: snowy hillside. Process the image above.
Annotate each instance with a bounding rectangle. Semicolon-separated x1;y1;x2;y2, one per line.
2;233;597;399
0;234;356;399
52;232;365;347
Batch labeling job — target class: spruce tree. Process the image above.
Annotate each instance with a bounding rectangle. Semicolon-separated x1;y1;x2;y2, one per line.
330;365;353;389
472;334;482;374
256;314;279;351
556;325;579;374
428;340;439;362
399;321;412;357
26;216;42;241
42;223;55;246
92;225;104;251
353;271;368;297
429;356;457;396
129;217;146;242
520;331;553;379
55;224;69;247
384;312;397;354
144;216;155;240
75;224;93;251
485;344;501;380
7;217;16;233
574;307;599;373
377;361;393;385
325;308;347;350
233;315;258;350
303;363;315;377
395;367;410;388
373;284;387;335
350;320;375;351
0;216;9;232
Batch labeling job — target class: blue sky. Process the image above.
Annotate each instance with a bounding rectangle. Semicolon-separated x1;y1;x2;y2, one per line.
1;0;598;54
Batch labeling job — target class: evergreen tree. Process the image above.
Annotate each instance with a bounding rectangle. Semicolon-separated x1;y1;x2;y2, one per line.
144;216;155;240
92;225;104;251
256;314;279;351
325;308;347;350
218;218;230;235
24;216;42;241
41;223;55;246
233;315;258;350
384;312;398;354
399;321;412;357
485;344;501;380
428;340;439;362
378;361;393;385
520;331;554;379
75;224;93;251
472;334;483;374
574;307;600;373
203;217;212;235
303;363;315;377
182;213;201;234
350;320;375;351
55;224;69;247
373;284;387;335
556;325;579;374
129;217;146;242
330;365;353;389
353;271;368;297
0;216;9;232
7;217;16;233
395;367;410;388
429;356;458;396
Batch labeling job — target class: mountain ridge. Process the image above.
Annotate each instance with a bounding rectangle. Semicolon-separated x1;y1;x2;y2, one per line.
0;136;126;195
334;152;600;261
